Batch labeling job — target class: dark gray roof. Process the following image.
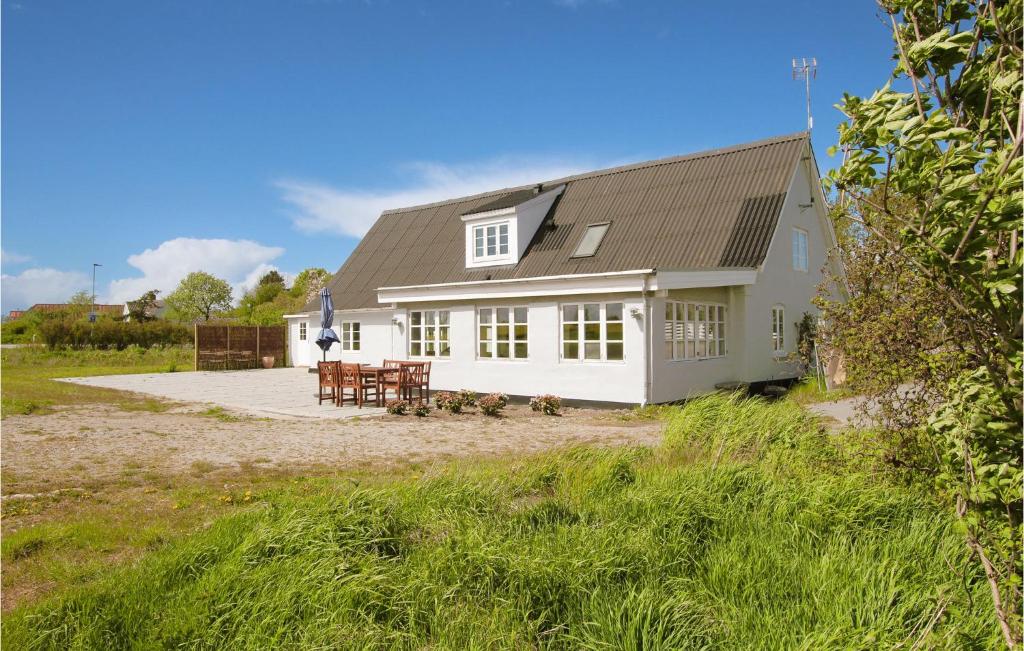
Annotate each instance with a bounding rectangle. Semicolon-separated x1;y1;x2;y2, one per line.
310;132;808;311
461;187;544;215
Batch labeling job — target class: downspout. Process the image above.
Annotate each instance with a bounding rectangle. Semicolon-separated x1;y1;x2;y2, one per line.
643;273;654;406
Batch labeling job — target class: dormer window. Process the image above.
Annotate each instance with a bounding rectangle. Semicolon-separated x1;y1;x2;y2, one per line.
461;184;566;270
473;222;510;261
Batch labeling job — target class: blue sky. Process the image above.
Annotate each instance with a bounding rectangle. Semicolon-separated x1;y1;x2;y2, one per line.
1;0;895;311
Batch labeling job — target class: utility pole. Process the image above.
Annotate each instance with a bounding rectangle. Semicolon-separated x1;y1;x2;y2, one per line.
91;263;102;323
792;57;817;132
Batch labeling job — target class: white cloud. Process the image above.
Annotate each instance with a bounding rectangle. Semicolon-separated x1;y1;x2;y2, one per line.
106;237;285;304
1;249;32;266
1;268;90;311
276;156;599;238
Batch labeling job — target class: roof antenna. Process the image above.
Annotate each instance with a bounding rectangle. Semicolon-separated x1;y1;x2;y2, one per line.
791;57;817;133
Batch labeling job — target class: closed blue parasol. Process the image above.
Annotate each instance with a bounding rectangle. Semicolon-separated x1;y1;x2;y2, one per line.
315;288;340;361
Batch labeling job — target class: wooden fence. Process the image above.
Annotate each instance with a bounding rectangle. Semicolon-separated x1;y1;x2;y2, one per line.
194;325;286;371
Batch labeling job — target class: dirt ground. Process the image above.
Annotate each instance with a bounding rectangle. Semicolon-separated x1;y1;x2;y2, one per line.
1;403;663;496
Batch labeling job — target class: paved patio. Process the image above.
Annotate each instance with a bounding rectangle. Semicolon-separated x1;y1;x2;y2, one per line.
61;368;386;419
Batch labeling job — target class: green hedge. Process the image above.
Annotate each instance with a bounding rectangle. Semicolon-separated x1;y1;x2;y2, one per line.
38;319;192;350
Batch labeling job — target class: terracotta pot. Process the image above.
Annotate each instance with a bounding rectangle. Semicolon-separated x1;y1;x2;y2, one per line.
261;356;275;369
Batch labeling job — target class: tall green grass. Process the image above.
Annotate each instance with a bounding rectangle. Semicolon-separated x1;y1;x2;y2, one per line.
2;395;998;648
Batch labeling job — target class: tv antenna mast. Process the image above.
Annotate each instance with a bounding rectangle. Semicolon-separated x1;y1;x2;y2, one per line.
792;57;817;132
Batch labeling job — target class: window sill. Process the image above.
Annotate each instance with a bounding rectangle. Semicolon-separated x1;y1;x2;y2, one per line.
559;359;627;365
666;356;727;363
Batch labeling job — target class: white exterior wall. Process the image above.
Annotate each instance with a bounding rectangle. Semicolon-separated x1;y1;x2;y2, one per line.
287;310;399;367
741;154;831;382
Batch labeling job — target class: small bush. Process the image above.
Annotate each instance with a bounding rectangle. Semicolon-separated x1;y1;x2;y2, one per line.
530;394;562;415
433;391;463;414
413;403;431;417
385;400;409;415
457;389;478;406
478;393;508;417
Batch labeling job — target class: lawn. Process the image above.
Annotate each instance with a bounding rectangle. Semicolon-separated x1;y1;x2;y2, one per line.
1;394;999;649
0;346;192;416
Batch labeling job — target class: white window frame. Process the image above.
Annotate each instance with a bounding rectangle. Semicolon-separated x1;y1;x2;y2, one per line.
664;300;727;361
409;310;451;358
559;302;625;363
771;305;786;355
298;321;307;341
477;306;529;360
792;227;809;272
472;220;511;262
340;321;360;352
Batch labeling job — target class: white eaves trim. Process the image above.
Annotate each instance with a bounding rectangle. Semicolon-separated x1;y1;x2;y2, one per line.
376;268;758;304
649;269;757;290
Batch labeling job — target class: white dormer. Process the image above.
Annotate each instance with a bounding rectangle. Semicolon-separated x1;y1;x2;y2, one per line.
461;184;565;269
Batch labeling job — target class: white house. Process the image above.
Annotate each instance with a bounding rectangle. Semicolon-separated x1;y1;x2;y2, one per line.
285;132;842;405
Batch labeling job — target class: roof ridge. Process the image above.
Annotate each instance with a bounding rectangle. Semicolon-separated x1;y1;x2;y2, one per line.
380;131;808;216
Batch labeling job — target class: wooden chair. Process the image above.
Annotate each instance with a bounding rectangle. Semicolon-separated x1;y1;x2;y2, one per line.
338;362;364;407
317;361;341;405
402;361;430;404
378;365;406;404
382;359;402;368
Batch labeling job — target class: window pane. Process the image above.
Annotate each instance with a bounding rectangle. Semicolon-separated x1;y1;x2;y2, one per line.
606;303;623;321
708;339;717;357
562;305;578;322
563;324;578;342
411;326;421;341
497;325;509;341
479;308;492;324
572;223;610;257
514;342;528;358
411;342;421;356
496;307;509;323
439;311;449;326
584;323;600;341
439;342;450;357
564;342;578;359
426;341;436;356
513;307;527;323
606;322;623;342
665;340;674;358
665;302;673;320
497;342;510;358
425;311;435;325
696;338;706;358
480;342;491;357
584;342;601;360
686;340;695;357
607;342;623;361
411;312;422;326
584;303;600;321
514;324;528;340
479;325;491;342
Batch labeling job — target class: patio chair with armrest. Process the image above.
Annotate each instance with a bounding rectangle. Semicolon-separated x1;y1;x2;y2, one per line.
338;362;366;408
317;361;341;405
401;361;430;404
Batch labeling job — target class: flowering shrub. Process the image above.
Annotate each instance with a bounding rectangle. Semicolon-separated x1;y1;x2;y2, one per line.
433;391;463;414
385;399;409;415
477;393;508;417
457;389;478;406
530;394;562;415
413;403;431;417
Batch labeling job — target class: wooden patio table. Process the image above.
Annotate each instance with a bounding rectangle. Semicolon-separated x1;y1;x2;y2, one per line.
358;366;400;407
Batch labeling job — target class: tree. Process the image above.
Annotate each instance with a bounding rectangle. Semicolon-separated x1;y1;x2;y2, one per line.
826;1;1021;644
257;270;285;287
290;267;330;304
165;272;233;322
125;290;160;322
67;290;94;319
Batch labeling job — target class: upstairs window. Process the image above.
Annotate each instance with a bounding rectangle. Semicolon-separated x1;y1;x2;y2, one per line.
478;307;528;359
341;322;360;351
473;222;510;261
410;310;450;357
561;302;624;361
772;305;785;354
792;227;808;272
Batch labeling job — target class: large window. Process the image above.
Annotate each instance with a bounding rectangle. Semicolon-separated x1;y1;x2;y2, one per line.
478;307;528;359
771;305;785;354
664;301;726;360
298;322;307;341
409;310;450;357
561;302;624;361
341;321;360;351
473;222;510;260
792;227;808;272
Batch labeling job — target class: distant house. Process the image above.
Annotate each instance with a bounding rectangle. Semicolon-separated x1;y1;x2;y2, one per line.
122;300;167;321
285;132;843;405
7;310;25;320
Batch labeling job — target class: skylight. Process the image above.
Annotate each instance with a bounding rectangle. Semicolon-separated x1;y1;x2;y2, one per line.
571;222;610;258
